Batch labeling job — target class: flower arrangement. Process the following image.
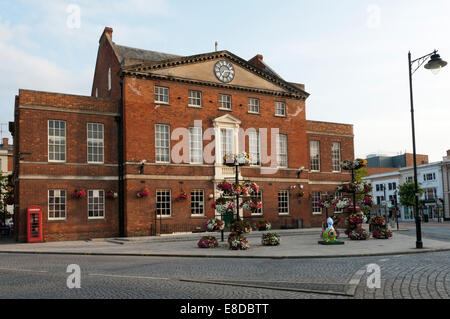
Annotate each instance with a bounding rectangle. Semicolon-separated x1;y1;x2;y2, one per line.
106;190;118;199
241;199;262;212
255;220;271;231
298;191;304;198
372;227;392;239
228;232;249;250
230;219;252;234
337;182;371;194
348;213;364;225
136;187;150;198
197;236;219;248
331;198;353;210
369;216;386;226
3;195;14;205
176;192;190;200
217;181;233;195
223;152;252;165
206;218;225;232
318;199;332;208
262;233;281;246
245;182;260;195
349;228;369;240
213;202;235;215
72;189;87;199
341;158;368;170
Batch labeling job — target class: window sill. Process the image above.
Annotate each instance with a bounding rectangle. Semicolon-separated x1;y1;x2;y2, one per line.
188;105;202;109
154;102;170;106
190;215;207;219
274;114;287;118
312;212;322;215
248;111;261;115
278;213;290;217
218;108;232;112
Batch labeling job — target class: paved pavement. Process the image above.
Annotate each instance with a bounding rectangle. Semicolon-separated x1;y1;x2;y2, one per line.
1;225;449;259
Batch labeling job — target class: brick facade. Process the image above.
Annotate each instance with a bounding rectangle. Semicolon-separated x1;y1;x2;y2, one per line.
11;27;355;242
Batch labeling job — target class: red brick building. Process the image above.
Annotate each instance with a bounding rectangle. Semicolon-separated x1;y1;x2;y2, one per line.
11;27;354;242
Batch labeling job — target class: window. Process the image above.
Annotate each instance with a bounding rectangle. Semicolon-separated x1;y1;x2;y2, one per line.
221;128;234;160
424;173;436;181
88;190;105;219
275;101;286;117
48;190;66;220
108;67;111;91
155;124;170;163
376;184;380;192
278;190;289;215
188;90;202;107
154;86;169;104
425;188;437;200
248;98;260;113
312;191;322;214
48;120;66;162
277;134;288;167
219;94;232;110
393;182;397;190
190;189;204;215
406;176;413;183
189;127;203;164
252;190;263;215
87;123;104;163
310;141;320;171
249;131;260;165
156;189;171;216
334;192;343;212
331;142;341;172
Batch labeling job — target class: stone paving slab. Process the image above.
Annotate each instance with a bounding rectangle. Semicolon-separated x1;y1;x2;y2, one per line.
0;228;449;259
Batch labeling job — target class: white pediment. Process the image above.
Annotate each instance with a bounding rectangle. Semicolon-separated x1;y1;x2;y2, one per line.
213;114;241;127
146;58;289;93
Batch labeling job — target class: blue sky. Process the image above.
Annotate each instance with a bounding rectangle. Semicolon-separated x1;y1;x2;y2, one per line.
1;0;449;162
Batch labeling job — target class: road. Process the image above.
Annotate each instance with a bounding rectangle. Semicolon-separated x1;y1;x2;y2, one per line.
1;251;450;300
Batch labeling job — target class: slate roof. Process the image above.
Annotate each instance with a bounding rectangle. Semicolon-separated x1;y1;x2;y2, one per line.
113;43;181;65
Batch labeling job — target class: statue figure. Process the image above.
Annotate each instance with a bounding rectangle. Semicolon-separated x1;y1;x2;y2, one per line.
322;217;337;243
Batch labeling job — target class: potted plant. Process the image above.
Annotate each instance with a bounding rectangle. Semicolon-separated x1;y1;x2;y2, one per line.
176;192;190;201
348;228;369;240
372;227;392;239
262;233;281;246
228;232;249;250
230;219;252;234
197;236;219;248
136;187;150;198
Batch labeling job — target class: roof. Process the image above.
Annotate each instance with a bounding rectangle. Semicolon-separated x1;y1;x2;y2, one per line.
113;43;181;65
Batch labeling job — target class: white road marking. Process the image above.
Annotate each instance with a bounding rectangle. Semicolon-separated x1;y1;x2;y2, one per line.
0;267;48;273
88;273;170;280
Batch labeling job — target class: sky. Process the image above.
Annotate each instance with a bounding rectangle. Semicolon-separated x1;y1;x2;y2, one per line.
0;0;449;162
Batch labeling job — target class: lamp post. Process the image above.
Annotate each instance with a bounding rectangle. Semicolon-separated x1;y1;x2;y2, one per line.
408;50;447;249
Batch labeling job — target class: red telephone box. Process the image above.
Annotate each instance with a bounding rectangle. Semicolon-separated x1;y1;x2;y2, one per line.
27;206;43;243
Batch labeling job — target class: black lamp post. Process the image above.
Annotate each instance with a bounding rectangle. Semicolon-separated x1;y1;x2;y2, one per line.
408;50;447;249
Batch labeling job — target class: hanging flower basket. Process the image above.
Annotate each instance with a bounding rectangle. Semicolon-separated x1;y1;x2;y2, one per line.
3;195;14;205
223;152;251;166
262;233;281;246
206;218;225;232
197;236;219;249
341;158;368;171
106;190;118;199
72;189;87;199
136;187;150;198
255;220;271;231
228;232;249;250
244;182;260;195
176;192;190;201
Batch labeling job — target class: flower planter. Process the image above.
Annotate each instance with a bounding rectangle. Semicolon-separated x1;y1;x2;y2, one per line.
206;218;225;232
262;233;280;246
197;236;219;249
228;232;249;250
72;189;87;199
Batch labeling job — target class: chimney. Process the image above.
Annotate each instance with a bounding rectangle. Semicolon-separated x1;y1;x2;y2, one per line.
256;54;263;62
100;27;113;42
2;138;8;147
447;150;450;157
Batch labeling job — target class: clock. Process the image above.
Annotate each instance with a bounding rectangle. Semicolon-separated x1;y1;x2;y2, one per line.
214;60;235;83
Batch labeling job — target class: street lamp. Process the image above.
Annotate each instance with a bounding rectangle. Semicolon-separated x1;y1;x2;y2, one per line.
408;49;447;249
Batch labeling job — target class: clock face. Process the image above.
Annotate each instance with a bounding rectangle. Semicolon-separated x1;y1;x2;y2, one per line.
214;60;235;83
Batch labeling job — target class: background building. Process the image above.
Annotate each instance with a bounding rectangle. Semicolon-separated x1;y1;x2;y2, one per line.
442;150;450;221
11;27;355;242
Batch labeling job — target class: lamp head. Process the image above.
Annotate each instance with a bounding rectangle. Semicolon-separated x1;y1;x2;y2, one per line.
425;52;447;74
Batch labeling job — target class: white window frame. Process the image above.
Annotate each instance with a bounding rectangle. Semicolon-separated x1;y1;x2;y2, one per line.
249;130;261;166
154;86;169;104
219;94;232;110
87;123;104;164
331;142;341;172
251;190;263;216
108;67;112;91
310;140;320;172
155;124;170;163
248;98;260;114
189;127;203;164
88;190;105;219
275;101;286;117
312;191;322;214
220;128;234;160
188;90;202;108
190;189;205;216
277;134;288;168
48;189;66;220
156;189;172;217
48;120;66;163
278;190;289;215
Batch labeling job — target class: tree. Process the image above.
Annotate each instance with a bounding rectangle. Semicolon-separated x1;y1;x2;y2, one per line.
398;181;424;208
0;174;13;224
